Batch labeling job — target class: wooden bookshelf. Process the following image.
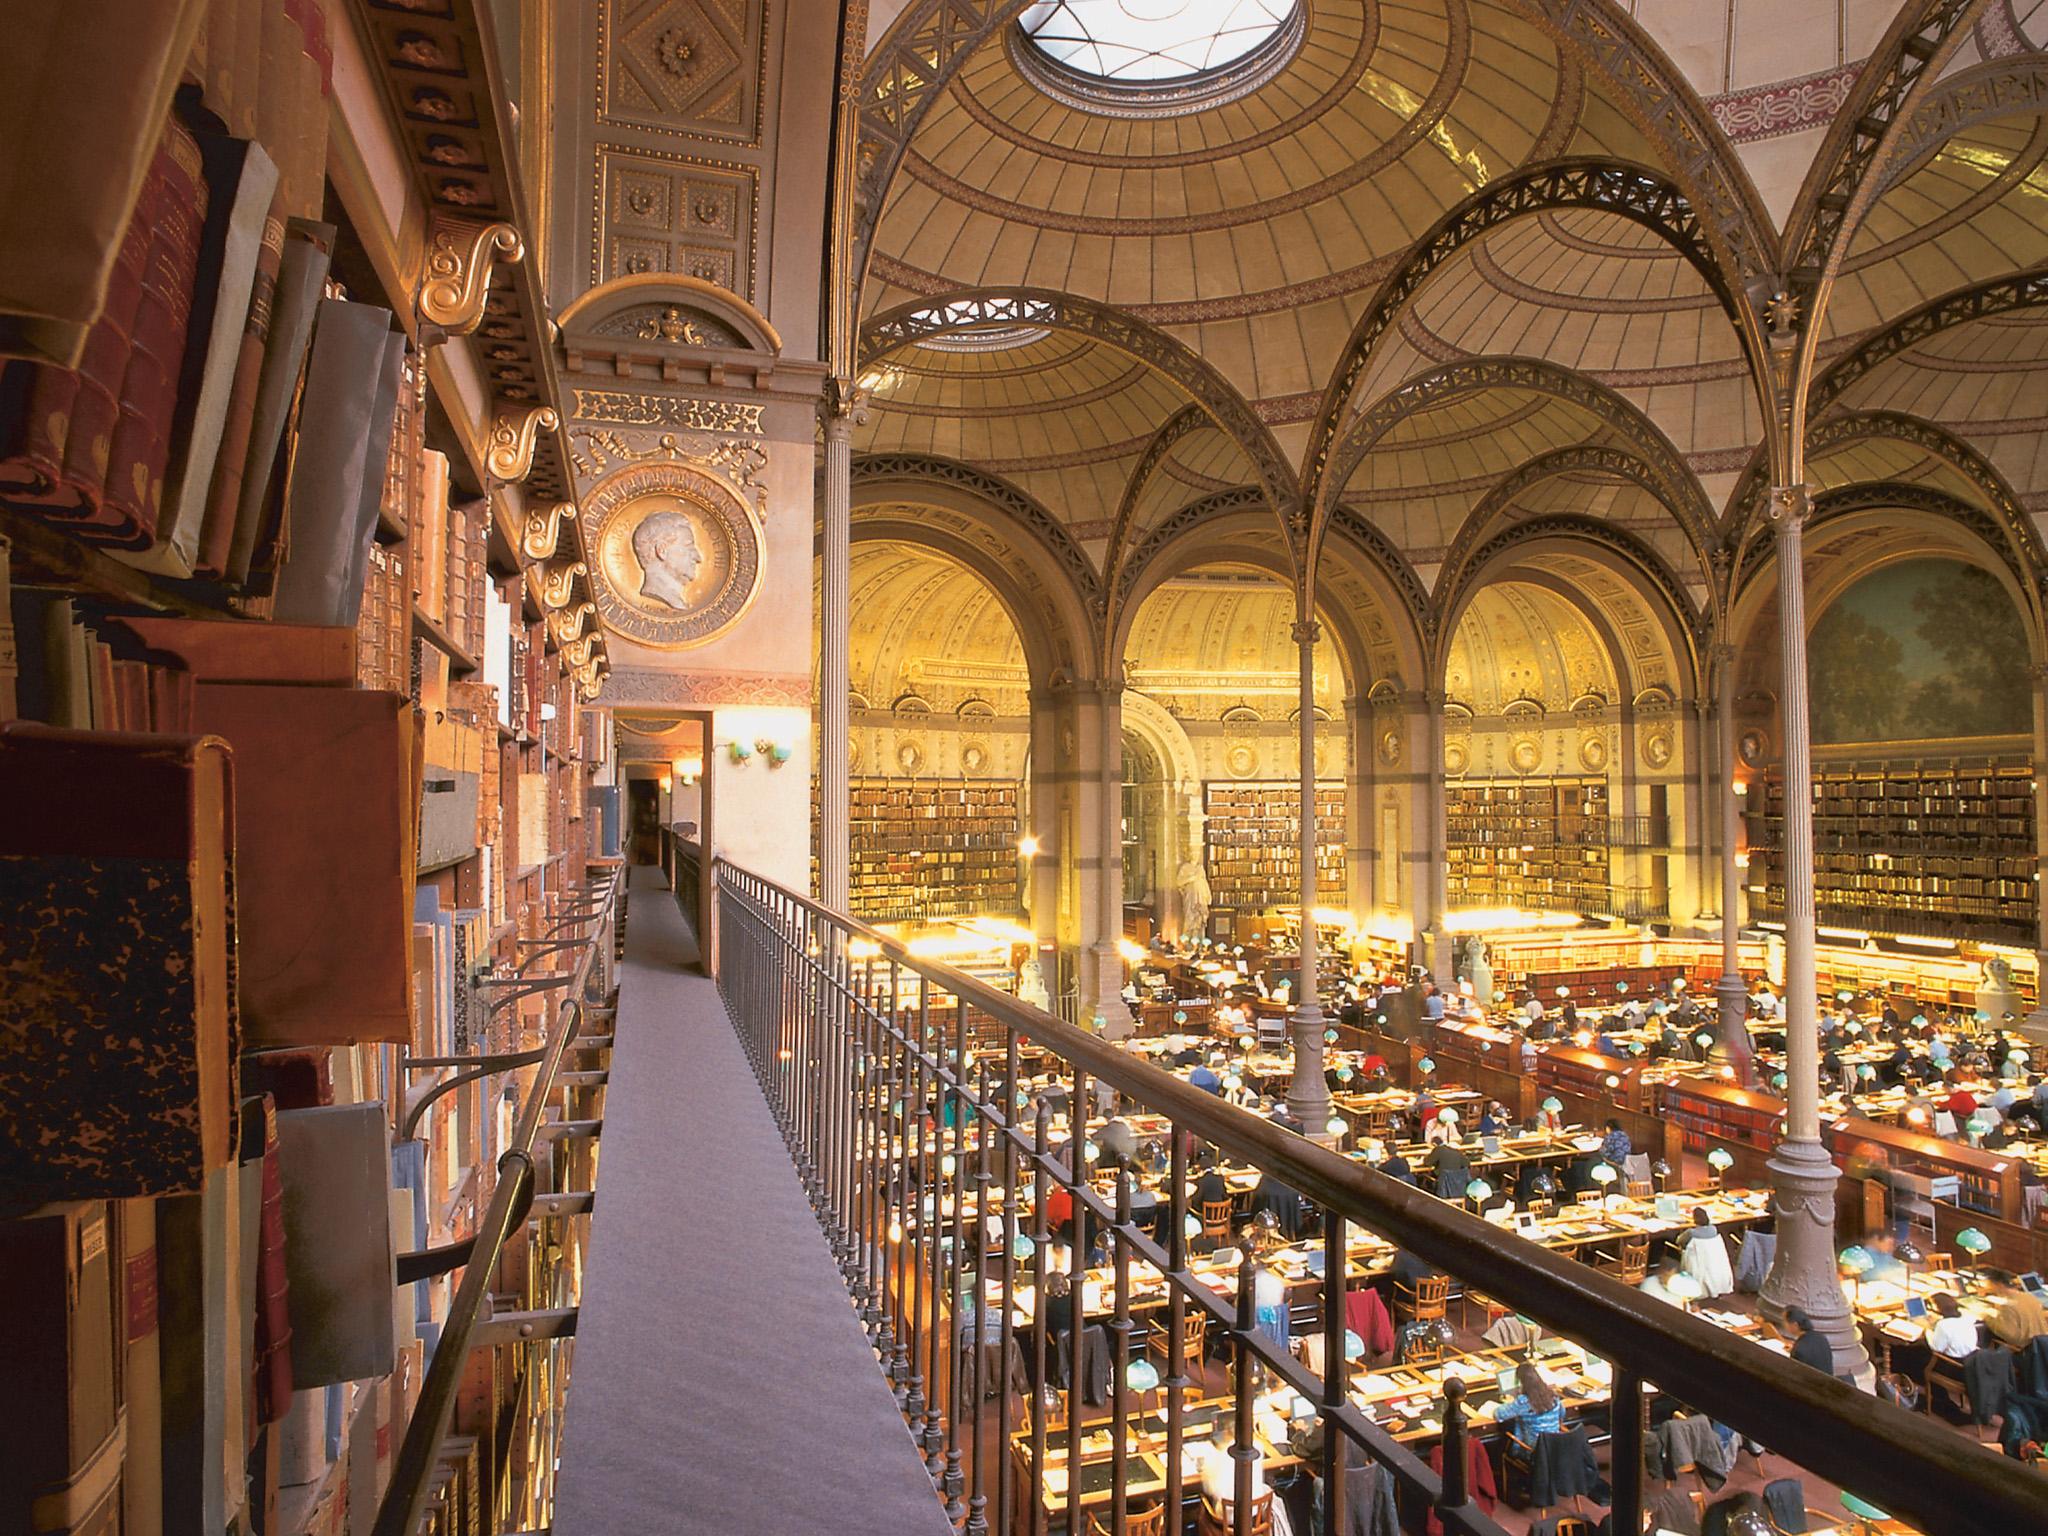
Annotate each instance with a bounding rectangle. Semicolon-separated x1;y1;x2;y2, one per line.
1203;781;1345;909
845;775;1022;921
1748;758;2036;942
1446;778;1612;913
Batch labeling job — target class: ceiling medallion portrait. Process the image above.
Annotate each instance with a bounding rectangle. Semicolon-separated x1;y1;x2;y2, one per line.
580;461;763;648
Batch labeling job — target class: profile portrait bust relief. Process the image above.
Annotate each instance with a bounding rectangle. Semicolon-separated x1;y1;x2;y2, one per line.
631;509;703;611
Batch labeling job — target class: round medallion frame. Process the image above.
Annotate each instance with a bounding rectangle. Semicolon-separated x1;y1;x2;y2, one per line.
580;461;764;649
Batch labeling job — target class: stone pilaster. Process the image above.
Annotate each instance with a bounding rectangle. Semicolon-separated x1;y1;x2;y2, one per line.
816;379;864;909
1710;643;1754;1083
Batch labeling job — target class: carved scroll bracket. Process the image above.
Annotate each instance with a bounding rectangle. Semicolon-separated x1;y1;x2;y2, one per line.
488;405;560;483
524;501;576;563
539;559;588;611
417;219;524;343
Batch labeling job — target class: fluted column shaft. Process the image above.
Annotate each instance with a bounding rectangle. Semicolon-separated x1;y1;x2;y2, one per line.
1712;644;1753;1083
1758;485;1868;1385
1288;618;1331;1126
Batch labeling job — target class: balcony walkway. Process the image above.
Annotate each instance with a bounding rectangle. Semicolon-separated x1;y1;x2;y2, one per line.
553;863;951;1535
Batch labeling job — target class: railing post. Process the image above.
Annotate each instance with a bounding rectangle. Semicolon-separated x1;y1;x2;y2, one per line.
1322;1212;1348;1536
1231;1248;1257;1536
1438;1377;1470;1517
1612;1365;1646;1536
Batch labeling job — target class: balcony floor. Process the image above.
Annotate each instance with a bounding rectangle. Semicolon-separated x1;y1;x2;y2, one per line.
553;863;952;1535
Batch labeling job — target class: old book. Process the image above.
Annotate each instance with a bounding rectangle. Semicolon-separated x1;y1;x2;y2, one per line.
116;615;357;687
121;131;278;577
156;1167;242;1534
89;118;208;551
270;300;399;626
415;448;451;628
191;683;416;1045
276;1103;397;1388
224;218;333;586
0;725;238;1202
0;532;15;720
195;185;286;576
119;1196;164;1536
0;1204;126;1536
0;120;167;516
0;0;209;367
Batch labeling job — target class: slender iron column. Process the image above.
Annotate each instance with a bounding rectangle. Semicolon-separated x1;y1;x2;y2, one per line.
1287;616;1331;1126
1758;484;1869;1385
818;381;863;908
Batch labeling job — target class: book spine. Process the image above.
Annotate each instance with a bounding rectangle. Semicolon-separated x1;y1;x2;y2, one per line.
121;1197;165;1536
197;189;287;576
417;450;449;628
94;120;209;551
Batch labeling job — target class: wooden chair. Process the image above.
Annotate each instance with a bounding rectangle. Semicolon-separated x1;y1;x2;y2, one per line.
1198;1491;1274;1535
1147;1305;1207;1367
1401;1332;1445;1367
1924;1253;1956;1274
1523;1198;1554;1219
1199;1198;1235;1243
1461;1287;1511;1333
1611;1235;1650;1286
1550;1520;1593;1536
1626;1179;1654;1199
1576;1190;1605;1208
1089;1501;1166;1536
1395;1272;1451;1325
1924;1352;1973;1425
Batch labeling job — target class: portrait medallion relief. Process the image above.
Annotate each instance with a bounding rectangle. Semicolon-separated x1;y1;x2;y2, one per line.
580;461;763;647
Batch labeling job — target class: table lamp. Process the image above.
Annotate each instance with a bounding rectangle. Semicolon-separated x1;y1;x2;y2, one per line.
1335;1064;1355;1084
1541;1096;1563;1116
1955;1227;1992;1264
1013;1230;1035;1262
1590;1162;1617;1186
1694;1031;1715;1053
1324;1027;1339;1044
1173;1009;1188;1025
1184;1212;1204;1241
1706;1147;1734;1185
1326;1114;1349;1139
1649;1158;1673;1191
1418;1056;1436;1077
1838;1491;1890;1535
1127;1357;1161;1400
1465;1178;1494;1212
1344;1328;1367;1361
1838;1244;1874;1304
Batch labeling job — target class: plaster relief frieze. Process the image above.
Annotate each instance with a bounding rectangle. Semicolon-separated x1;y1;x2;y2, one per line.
600;666;810;706
569;424;770;513
597;0;766;145
592;143;757;294
571;388;764;435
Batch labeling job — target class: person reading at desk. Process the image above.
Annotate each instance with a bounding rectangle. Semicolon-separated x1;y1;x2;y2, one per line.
1493;1363;1566;1438
1599;1119;1632;1165
1926;1291;1980;1359
1781;1307;1833;1376
1987;1269;2048;1349
1639;1255;1690;1308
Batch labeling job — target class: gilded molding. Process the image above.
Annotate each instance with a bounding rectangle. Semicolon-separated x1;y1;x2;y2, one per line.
524;500;577;562
488;405;561;482
562;635;600;670
418;219;524;340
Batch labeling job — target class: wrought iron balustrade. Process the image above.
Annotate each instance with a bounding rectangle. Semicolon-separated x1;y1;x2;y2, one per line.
708;856;2048;1536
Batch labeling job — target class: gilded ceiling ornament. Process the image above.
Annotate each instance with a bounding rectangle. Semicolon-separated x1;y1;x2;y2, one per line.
562;635;600;670
635;305;707;343
578;461;764;649
656;27;696;75
487;405;560;482
539;560;588;611
523;501;576;563
548;600;595;645
418;219;523;340
1766;484;1814;528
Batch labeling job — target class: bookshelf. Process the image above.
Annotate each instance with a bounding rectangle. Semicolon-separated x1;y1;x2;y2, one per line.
1446;778;1613;913
1748;759;2036;943
1203;781;1346;909
0;8;609;1536
845;775;1023;920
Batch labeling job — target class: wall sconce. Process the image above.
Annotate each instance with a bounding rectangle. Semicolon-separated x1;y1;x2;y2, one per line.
729;739;753;763
756;739;793;767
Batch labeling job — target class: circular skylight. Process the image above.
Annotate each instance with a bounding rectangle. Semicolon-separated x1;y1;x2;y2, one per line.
1013;0;1302;115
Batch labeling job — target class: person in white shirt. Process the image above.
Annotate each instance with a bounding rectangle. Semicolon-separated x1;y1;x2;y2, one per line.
1926;1291;1980;1359
1194;1423;1268;1504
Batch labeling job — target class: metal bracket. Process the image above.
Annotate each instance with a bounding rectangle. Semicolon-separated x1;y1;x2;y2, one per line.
472;1307;578;1348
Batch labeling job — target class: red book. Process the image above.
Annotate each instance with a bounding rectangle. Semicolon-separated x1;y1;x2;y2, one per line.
90;118;209;550
0;124;170;515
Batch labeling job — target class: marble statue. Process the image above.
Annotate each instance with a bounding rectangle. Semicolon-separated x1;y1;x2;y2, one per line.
1017;954;1051;1013
1462;935;1494;1008
1977;954;2023;1026
1175;858;1211;944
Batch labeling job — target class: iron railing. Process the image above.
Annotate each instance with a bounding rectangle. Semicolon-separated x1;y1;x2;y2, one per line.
372;867;622;1536
709;855;2048;1536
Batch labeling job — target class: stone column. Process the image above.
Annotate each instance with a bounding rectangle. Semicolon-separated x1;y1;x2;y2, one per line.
1757;486;1868;1384
817;382;862;909
1025;688;1064;955
1711;644;1754;1083
1289;619;1332;1126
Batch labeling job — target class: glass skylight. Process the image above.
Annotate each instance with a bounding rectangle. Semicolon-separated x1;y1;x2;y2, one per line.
1017;0;1296;84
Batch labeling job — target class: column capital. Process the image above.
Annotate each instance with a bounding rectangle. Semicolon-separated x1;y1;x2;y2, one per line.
1291;618;1322;646
822;376;870;435
1765;483;1813;529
